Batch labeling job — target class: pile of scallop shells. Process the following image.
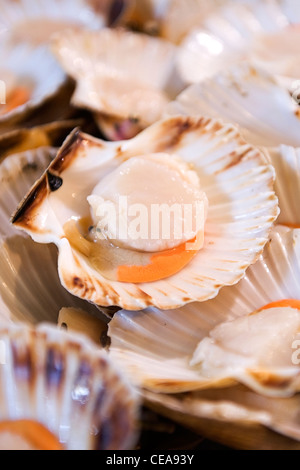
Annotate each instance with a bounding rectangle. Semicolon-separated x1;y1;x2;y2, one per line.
1;0;300;450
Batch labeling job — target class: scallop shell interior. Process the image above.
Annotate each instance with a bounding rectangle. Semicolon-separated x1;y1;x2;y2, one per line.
11;116;278;310
166;63;300;147
108;226;300;397
0;324;139;450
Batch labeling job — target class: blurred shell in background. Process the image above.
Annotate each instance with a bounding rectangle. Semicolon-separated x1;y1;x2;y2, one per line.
268;146;300;228
167;64;300;148
0;0;106;46
0;42;65;125
117;0;229;44
177;0;300;85
0;324;139;450
52;28;181;140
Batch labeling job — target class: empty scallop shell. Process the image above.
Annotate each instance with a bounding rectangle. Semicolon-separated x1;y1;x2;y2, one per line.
52;28;180;138
167;63;300;147
176;0;300;85
12;116;278;310
0;0;105;46
108;225;300;397
0;323;139;450
0;146;103;325
0;41;65;124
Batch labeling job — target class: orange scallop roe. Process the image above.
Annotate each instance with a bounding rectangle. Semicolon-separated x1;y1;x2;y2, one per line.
0;420;63;450
117;232;204;283
0;87;30;115
260;299;300;311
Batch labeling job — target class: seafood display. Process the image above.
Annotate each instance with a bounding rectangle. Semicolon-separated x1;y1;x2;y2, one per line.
1;0;300;451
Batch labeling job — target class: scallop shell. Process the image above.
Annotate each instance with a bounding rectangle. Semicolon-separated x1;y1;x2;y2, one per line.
12;116;278;310
268;145;300;227
166;63;300;147
0;323;139;450
0;0;105;46
280;0;300;24
0;119;83;160
0;41;65;124
108;225;300;397
0;80;76;137
0;146;103;325
51;28;180;137
118;0;226;44
144;386;300;449
176;0;300;85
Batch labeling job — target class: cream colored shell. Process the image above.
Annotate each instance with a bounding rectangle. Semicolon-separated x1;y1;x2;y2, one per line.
0;323;139;450
12;116;278;310
52;28;179;129
109;226;300;397
166;63;300;147
177;0;300;84
0;0;105;45
0;147;102;325
0;41;65;124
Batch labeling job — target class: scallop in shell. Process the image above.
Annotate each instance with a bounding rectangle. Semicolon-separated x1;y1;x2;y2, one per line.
0;323;139;450
0;41;65;125
167;63;300;147
12;116;278;310
108;226;300;398
51;28;181;139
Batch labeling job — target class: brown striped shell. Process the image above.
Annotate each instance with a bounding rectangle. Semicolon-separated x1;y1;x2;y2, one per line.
11;116;279;310
0;324;139;450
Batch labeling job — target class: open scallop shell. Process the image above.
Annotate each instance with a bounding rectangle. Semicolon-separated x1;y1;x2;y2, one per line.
176;0;300;85
0;41;65;124
108;225;300;397
0;146;103;325
0;323;139;450
52;28;181;138
167;63;300;147
12;116;278;310
0;0;105;46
